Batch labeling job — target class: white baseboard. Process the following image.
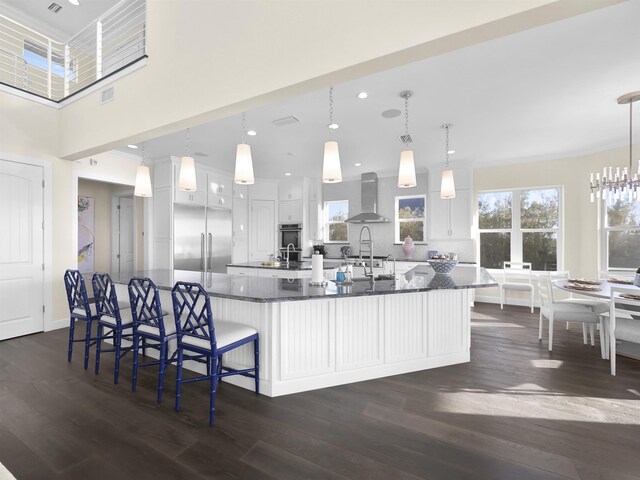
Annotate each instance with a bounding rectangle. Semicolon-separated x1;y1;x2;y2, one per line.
475;295;540;309
47;318;69;331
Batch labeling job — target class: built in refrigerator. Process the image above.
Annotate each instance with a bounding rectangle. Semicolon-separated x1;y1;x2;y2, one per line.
173;203;232;273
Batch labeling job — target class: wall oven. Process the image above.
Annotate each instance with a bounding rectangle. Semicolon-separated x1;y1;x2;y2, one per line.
279;223;302;262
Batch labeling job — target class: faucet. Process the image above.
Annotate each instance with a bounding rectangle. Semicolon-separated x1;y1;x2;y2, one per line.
358;226;374;278
285;243;295;266
384;254;396;277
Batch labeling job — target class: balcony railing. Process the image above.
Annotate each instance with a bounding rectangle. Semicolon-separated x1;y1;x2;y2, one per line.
0;0;146;102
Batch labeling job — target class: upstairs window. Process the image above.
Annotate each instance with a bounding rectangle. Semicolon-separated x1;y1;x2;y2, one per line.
395;195;426;242
478;187;561;271
324;200;348;243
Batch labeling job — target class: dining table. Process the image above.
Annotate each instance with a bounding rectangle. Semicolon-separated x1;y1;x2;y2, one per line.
553;278;640;360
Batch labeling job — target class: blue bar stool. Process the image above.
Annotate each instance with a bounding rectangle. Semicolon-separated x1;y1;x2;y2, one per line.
63;269;98;369
128;277;177;403
92;273;134;384
171;281;259;426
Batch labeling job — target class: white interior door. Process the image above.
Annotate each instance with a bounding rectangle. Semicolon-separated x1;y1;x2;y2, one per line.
250;199;275;261
112;196;135;274
0;160;44;340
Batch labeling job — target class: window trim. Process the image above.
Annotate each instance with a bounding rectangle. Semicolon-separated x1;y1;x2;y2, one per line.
477;186;563;272
394;194;427;244
324;199;349;244
600;201;640;272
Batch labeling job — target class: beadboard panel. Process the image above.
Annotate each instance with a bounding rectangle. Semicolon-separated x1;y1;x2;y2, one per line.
279;299;335;380
427;289;470;356
384;292;428;363
335;296;384;371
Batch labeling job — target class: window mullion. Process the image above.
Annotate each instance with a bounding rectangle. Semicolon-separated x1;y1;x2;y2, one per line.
511;190;521;262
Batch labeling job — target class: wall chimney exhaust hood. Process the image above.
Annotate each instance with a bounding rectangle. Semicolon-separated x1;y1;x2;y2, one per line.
345;172;390;223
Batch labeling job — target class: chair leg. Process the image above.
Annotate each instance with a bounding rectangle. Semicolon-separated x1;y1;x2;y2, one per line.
254;338;260;395
538;311;543;341
114;328;121;385
67;317;75;363
83;319;92;370
548;317;554;352
610;331;617;376
175;348;183;412
566;321;569;330
589;324;595;346
582;324;588;345
599;318;606;359
157;341;167;404
95;324;103;375
530;291;534;314
132;334;139;392
209;355;218;427
500;288;504;310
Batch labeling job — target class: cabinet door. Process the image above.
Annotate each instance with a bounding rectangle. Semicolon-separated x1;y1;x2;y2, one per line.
450;189;471;239
279;180;303;201
233;197;248;238
207;193;231;208
208;172;233;198
232;238;249;264
428;192;449;239
279;199;303;223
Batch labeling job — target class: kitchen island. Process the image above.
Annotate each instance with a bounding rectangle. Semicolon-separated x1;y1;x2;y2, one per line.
111;266;496;397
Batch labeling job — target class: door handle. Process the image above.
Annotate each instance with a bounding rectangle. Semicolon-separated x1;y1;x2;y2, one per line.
200;233;205;271
208;233;213;271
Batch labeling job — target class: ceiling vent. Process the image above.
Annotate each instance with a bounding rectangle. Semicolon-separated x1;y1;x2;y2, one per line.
272;116;299;127
100;86;114;104
48;3;63;13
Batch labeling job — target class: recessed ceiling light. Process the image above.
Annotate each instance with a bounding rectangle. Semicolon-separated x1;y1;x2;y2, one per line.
247;130;256;136
285;172;292;176
448;149;456;154
381;109;402;118
358;91;368;99
354;163;362;167
328;123;339;130
127;144;138;149
68;0;80;5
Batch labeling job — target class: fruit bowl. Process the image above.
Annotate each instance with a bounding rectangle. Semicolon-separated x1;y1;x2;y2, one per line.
427;259;458;274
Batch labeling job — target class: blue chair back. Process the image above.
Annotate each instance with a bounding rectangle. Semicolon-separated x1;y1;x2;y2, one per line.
171;282;216;350
64;269;92;318
128;277;166;336
92;273;124;325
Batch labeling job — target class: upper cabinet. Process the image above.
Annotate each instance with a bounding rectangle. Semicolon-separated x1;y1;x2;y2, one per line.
279;181;303;201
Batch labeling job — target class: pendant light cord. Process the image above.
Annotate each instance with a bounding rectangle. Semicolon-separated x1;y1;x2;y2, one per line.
329;86;334;138
404;95;409;137
241;112;247;144
443;124;451;167
630;100;634;173
141;143;145;166
186;127;191;157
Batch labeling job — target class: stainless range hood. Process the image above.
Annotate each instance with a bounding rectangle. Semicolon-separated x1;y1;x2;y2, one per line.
345;172;390;223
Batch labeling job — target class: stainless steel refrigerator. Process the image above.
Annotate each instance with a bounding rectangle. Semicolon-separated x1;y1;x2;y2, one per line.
173;204;232;273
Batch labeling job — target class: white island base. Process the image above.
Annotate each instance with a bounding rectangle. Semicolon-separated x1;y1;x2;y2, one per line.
194;288;471;397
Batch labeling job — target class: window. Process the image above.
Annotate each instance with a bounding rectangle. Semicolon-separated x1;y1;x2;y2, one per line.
395;195;426;242
478;187;561;271
603;200;640;270
23;39;75;80
324;200;348;243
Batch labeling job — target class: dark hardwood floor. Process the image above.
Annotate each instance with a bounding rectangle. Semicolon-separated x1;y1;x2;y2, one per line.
1;303;639;480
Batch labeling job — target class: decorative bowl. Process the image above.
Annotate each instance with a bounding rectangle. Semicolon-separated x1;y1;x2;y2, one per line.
427;259;458;274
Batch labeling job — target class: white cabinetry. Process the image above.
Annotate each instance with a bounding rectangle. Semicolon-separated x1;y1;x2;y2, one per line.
232;185;249;263
279;199;303;223
279;181;303;201
429;189;471;239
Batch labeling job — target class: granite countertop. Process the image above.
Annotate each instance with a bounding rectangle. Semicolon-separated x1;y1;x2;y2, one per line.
110;268;497;304
308;256;477;264
227;260;343;271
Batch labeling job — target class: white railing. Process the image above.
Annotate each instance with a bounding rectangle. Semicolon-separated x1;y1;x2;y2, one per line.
0;0;145;101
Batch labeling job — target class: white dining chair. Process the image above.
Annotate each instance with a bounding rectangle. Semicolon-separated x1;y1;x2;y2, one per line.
603;286;640;376
550;271;609;332
500;261;534;313
537;275;602;352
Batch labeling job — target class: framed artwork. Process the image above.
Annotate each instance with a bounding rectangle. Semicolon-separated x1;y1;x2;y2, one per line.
78;196;95;273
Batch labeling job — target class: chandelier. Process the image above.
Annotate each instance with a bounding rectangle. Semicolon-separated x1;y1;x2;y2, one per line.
590;92;640;203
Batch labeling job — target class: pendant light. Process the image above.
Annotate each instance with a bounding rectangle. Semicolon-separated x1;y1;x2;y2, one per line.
398;90;417;188
134;143;152;197
322;86;342;183
235;112;255;185
178;128;197;191
440;124;456;199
